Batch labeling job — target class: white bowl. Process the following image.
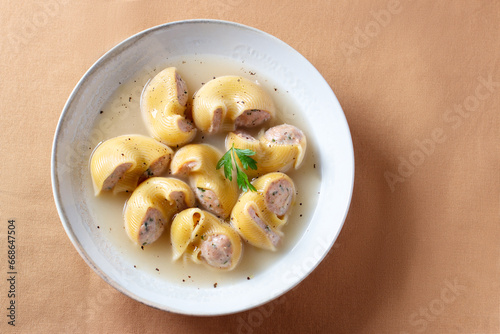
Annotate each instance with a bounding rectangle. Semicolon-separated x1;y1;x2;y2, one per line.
51;20;354;315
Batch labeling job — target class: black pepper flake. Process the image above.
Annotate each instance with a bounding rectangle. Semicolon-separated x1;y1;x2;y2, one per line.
247;277;251;280
274;88;277;91
313;164;316;168
300;203;302;206
141;246;144;250
99;110;103;114
182;279;185;282
97;226;100;229
156;268;159;272
300;214;303;217
213;283;218;288
129;97;132;102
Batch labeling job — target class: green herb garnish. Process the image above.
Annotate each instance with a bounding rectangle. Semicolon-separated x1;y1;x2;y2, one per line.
216;143;257;192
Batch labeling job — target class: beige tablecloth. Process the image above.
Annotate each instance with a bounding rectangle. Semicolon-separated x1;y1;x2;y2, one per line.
1;1;499;333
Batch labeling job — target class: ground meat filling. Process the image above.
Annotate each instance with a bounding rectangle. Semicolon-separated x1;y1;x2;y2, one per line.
200;234;233;269
138;207;164;245
149;155;170;175
169;191;187;211
209;107;223;133
264;124;304;145
265;178;294;216
248;205;281;247
175;161;198;176
176;72;188;107
139;154;170;182
233;130;257;142
195;188;224;218
235;109;271;128
102;162;133;191
178;118;195;133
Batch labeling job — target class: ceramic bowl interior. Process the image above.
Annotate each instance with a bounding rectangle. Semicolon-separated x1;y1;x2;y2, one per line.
52;20;354;315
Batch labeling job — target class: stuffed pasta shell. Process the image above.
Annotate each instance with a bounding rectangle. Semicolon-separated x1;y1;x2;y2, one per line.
230;172;295;251
225;124;307;178
192;76;275;133
124;177;195;246
170;144;238;219
90;135;173;195
171;208;242;270
141;67;196;147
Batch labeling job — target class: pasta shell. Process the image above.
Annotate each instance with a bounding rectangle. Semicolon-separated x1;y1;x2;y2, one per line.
170;144;238;219
124;177;195;246
226;124;307;178
171;208;243;270
192;76;275;133
141;67;196;146
230;173;295;251
90;134;173;195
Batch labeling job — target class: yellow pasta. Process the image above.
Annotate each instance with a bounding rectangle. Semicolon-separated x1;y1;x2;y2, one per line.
226;124;307;178
192;76;275;133
171;208;243;270
141;67;196;147
90;134;173;196
124;177;195;246
230;173;295;251
170;144;238;219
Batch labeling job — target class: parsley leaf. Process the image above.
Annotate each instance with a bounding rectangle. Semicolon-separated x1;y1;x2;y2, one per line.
235;148;257;170
216;149;233;181
236;164;257;192
216;144;257;192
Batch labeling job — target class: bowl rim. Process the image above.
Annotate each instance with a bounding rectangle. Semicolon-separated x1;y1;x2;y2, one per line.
51;19;355;316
